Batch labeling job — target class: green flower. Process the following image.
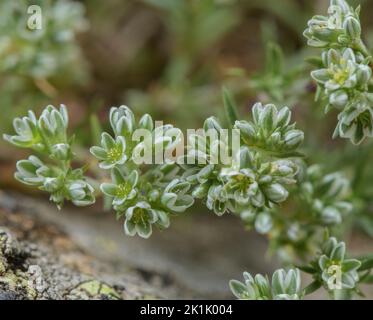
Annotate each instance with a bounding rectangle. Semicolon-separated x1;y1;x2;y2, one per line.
312;49;371;98
109;106;136;138
230;268;302;300
90;132;127;169
161;179;194;213
318;237;361;290
222;167;262;207
100;167;138;208
230;272;271;300
222;148;297;212
14;156;50;186
334;95;373;144
67;180;95;206
3;110;40;148
206;183;228;216
124;202;158;239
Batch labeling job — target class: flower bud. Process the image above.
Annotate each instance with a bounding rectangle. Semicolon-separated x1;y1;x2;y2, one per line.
343;16;361;39
148;189;160;202
255;212;273;234
284;130;304;149
203;116;222;132
240;209;256;223
234;120;256;142
329;90;348;109
331;0;351;14
276;107;291;127
110;106;135;136
192;183;210;199
15;156;45;186
51;143;71;160
264;183;289;203
356;64;372;87
321;206;342;224
67;180;95;206
258;104;277;134
138;114;154;131
323;48;340;66
43;177;62;193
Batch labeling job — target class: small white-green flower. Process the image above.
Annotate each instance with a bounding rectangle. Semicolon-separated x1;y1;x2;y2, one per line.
206;183;228;216
334;99;373;145
67;180;95;206
161;179;194;213
100;167;138;207
230;272;271;300
3;111;40;148
124;202;158;239
319;237;361;290
222;167;262;207
90;132;127;169
312;49;370;96
14;156;49;186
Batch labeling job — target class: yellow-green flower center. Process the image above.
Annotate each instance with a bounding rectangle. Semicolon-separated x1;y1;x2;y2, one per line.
232;174;254;191
132;208;147;224
116;182;131;198
107;147;122;162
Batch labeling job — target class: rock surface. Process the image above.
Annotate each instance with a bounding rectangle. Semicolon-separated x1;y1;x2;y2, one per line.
0;192;174;299
0;191;277;299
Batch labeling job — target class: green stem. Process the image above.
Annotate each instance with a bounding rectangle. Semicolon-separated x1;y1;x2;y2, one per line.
354;39;371;58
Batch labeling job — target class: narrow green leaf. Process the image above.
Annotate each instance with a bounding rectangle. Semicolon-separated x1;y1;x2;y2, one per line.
358;256;373;271
222;87;239;126
90;114;102;146
303;280;322;296
296;265;317;274
265;42;284;75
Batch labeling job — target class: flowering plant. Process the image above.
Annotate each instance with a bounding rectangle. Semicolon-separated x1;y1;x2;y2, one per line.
4;0;373;301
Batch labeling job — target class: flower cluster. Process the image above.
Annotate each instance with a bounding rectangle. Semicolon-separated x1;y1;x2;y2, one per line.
180;103;303;220
298;164;352;225
304;0;364;50
305;0;373;144
90;106;194;238
4;105;95;208
230;268;302;300
246;163;353;260
235;103;304;156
